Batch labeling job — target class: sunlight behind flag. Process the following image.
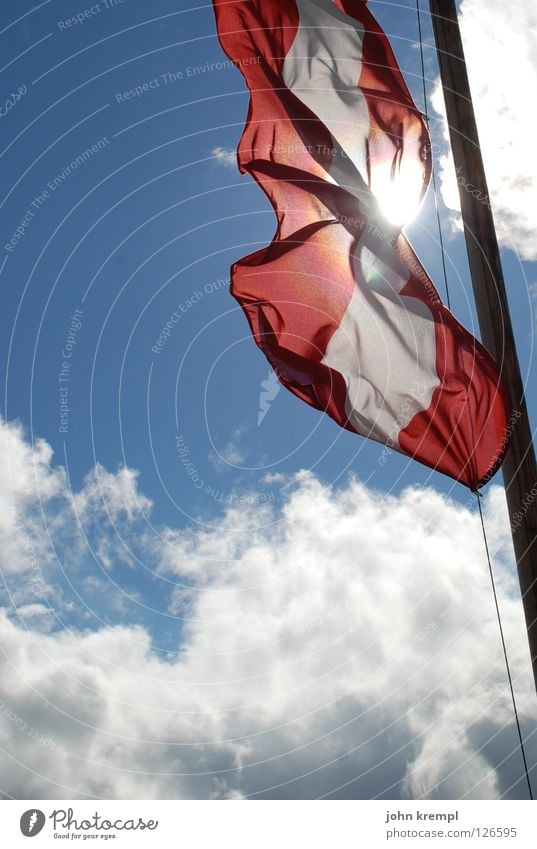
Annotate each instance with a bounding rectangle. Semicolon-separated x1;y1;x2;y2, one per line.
374;155;429;227
213;0;511;490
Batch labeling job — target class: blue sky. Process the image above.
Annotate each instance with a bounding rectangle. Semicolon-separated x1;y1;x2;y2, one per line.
1;0;537;800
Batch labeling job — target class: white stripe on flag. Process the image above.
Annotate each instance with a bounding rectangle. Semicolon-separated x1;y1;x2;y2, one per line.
322;235;438;445
282;0;370;193
283;0;438;447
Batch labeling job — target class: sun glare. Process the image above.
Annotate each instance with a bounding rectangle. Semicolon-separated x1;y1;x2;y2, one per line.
373;158;428;228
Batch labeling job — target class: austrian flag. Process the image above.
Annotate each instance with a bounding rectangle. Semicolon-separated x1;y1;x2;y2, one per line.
213;0;510;489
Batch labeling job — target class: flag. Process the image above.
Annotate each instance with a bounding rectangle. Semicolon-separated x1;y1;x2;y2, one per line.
212;0;510;489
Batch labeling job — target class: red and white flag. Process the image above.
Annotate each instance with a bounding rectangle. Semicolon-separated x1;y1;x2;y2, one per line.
213;0;510;489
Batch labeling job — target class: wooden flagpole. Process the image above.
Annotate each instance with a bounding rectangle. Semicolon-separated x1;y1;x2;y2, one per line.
428;0;537;692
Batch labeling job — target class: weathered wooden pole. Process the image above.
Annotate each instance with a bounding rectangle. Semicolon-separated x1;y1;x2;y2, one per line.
429;0;537;692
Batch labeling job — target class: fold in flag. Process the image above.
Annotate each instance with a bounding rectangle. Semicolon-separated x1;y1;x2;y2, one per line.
213;0;510;489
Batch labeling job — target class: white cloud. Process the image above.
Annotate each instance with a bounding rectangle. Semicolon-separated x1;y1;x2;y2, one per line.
431;0;537;261
221;444;245;465
0;415;154;618
212;146;237;169
260;472;287;485
0;418;65;578
73;465;152;525
208;443;245;469
72;464;153;572
208;424;250;471
1;417;535;800
14;603;56;633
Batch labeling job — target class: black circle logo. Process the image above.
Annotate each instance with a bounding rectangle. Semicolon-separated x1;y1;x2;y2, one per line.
20;810;46;837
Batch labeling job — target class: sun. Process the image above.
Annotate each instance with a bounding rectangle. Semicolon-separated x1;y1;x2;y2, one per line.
375;158;428;228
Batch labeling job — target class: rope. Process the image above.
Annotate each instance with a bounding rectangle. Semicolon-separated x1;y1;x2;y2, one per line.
476;492;533;799
414;0;532;799
415;0;451;310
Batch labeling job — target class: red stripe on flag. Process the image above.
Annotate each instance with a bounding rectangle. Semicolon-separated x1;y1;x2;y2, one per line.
396;237;509;486
212;0;511;489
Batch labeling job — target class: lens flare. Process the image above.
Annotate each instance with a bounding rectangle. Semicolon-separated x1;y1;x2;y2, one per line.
374;158;427;227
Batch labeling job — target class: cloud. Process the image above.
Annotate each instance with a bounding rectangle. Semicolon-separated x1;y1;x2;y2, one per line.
212;146;237;169
208;424;250;471
73;465;152;525
0;415;535;800
0;415;154;621
208;443;245;469
0;418;65;578
431;0;537;261
14;603;56;633
260;472;287;485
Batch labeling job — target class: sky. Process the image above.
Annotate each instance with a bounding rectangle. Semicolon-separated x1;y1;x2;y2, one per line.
1;0;537;800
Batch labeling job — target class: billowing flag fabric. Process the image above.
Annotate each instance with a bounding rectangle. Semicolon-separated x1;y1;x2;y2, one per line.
213;0;510;489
